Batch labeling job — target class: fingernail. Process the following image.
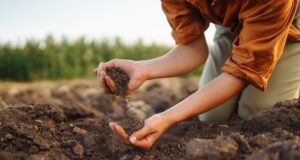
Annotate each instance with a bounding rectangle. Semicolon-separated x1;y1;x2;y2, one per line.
109;122;113;127
130;136;136;143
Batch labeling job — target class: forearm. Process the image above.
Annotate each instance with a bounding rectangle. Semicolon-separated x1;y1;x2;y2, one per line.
141;36;208;79
161;73;248;125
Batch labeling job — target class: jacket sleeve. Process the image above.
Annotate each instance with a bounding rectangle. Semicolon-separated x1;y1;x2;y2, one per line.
161;0;209;45
222;0;299;91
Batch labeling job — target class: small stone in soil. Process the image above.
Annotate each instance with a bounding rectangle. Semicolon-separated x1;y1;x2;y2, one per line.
73;144;84;156
73;127;87;135
5;134;13;139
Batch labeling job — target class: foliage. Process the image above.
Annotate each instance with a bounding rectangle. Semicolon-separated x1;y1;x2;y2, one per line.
0;35;202;81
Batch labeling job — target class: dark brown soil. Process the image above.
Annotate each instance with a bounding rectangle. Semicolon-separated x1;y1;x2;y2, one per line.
241;99;300;135
247;138;300;160
116;108;144;136
106;67;144;136
106;67;130;97
186;136;239;160
0;80;299;160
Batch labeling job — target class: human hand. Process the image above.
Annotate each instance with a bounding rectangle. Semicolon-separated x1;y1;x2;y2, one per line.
109;114;172;149
93;59;149;95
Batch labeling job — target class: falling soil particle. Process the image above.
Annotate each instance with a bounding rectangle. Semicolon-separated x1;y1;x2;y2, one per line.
106;67;130;111
117;109;145;135
106;67;144;135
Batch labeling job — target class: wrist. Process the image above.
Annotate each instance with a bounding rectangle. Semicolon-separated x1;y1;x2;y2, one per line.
136;60;155;80
158;111;179;129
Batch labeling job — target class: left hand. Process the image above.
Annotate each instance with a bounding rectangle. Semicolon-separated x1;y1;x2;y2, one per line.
109;114;172;149
93;60;149;95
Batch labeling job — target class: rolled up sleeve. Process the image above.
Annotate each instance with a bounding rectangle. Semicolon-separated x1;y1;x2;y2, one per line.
222;0;299;91
161;0;208;45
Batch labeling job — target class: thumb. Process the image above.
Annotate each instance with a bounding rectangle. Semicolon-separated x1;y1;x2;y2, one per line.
126;80;136;95
129;125;153;143
126;74;142;95
96;62;104;79
130;132;158;149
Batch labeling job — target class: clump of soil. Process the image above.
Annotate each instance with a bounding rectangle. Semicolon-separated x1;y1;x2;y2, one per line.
241;99;300;135
185;136;239;160
106;67;130;98
247;138;300;160
0;103;116;160
106;67;144;135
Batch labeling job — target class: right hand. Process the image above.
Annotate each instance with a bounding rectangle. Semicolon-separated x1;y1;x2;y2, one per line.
109;113;173;149
94;59;149;95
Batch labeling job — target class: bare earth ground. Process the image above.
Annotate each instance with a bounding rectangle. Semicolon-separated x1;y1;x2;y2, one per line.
0;78;299;160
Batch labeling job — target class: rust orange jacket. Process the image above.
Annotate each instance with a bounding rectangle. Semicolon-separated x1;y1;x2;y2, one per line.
161;0;300;91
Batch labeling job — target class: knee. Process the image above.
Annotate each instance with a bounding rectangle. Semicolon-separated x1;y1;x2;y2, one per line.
198;100;237;122
198;111;232;122
238;97;274;120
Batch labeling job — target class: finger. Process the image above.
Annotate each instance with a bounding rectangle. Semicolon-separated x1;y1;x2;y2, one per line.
131;132;158;150
101;63;106;72
100;71;111;93
105;60;117;68
114;125;130;144
96;62;103;79
126;79;136;95
130;124;152;143
93;68;97;74
105;76;117;93
110;122;129;144
109;122;117;135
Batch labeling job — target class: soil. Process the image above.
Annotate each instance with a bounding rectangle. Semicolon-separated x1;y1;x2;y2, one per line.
116;108;144;136
185;136;239;160
106;67;144;136
106;67;130;98
0;79;299;160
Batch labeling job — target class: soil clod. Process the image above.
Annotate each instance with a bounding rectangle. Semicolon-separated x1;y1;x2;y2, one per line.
185;136;239;160
106;67;130;98
72;127;87;135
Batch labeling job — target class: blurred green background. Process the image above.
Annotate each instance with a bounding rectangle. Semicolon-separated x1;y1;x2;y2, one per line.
0;36;203;81
0;0;212;81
